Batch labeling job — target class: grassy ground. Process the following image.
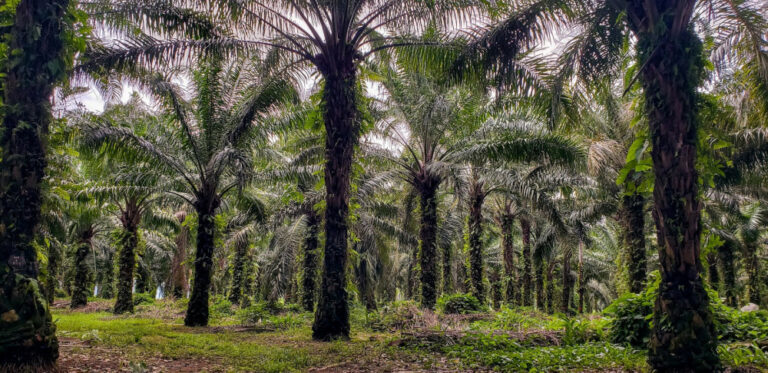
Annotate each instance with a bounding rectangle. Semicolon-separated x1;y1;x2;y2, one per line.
38;297;768;372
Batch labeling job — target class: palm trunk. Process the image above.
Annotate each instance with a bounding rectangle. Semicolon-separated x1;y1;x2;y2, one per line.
114;209;140;314
630;16;719;369
534;257;544;311
45;243;61;304
100;253;115;299
185;203;218;327
228;241;248;306
418;179;439;309
620;194;646;293
468;180;485;303
358;260;377;312
520;218;532;307
313;66;359;341
718;240;737;307
442;244;452;295
561;246;573;314
169;213;189;299
501;213;517;305
577;240;585;314
301;208;320;312
706;251;720;293
70;236;93;309
0;0;68;364
744;244;761;305
545;262;555;314
490;267;502;310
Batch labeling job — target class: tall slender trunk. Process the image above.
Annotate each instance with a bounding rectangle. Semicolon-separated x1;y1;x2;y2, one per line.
468;179;485;303
706;251;720;293
301;208;320;312
718;240;737;307
490;266;502;309
520;218;532;306
561;246;573;314
545;262;555;314
114;206;140;314
228;241;248;306
501;212;517;305
620;194;646;293
0;0;68;364
185;201;218;327
358;259;377;312
70;238;92;309
418;178;439;309
577;240;585;314
744;244;761;305
627;8;720;367
313;65;359;341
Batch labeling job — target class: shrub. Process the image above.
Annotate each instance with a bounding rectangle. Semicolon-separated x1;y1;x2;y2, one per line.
133;292;155;306
237;303;268;325
603;272;659;347
210;298;235;318
366;301;426;331
437;293;485;314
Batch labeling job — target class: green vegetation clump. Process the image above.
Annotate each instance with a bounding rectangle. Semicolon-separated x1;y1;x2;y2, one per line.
132;293;154;306
437;293;485;314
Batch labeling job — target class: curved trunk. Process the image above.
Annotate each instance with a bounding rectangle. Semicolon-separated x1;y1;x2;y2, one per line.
228;241;248;306
312;66;358;341
744;244;761;305
500;213;517;305
520;218;532;307
418;180;439;309
114;220;139;314
561;246;573;314
185;205;217;327
620;194;646;293
718;240;737;307
628;13;719;368
70;240;92;309
301;208;320;312
468;181;485;303
0;0;68;364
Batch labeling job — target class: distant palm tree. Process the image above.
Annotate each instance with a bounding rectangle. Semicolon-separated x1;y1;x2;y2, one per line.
81;56;296;326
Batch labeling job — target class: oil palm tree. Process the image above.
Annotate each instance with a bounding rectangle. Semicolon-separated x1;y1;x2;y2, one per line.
80;56;296;326
0;0;70;363
463;0;768;368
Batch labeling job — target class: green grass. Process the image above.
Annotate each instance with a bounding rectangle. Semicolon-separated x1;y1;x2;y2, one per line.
53;309;369;372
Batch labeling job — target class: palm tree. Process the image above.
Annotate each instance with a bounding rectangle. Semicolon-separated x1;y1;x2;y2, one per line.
80;57;295;326
0;0;70;363
64;196;109;309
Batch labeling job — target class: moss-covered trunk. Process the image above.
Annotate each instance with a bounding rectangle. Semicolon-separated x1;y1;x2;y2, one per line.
114;207;140;314
520;218;532;307
744;244;761;305
626;4;720;367
358;259;377;312
490;266;502;309
312;64;358;341
545;262;555;314
620;194;646;293
70;236;93;309
707;251;720;293
99;252;115;299
301;208;320;312
0;0;68;364
500;212;517;305
185;201;218;327
228;241;248;306
45;243;61;304
718;240;737;307
468;179;485;303
418;177;439;309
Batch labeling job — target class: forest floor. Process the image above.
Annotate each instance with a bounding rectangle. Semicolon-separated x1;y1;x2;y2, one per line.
38;298;768;372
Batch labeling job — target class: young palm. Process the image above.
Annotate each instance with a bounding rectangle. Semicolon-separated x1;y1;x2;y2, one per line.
80;57;296;326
